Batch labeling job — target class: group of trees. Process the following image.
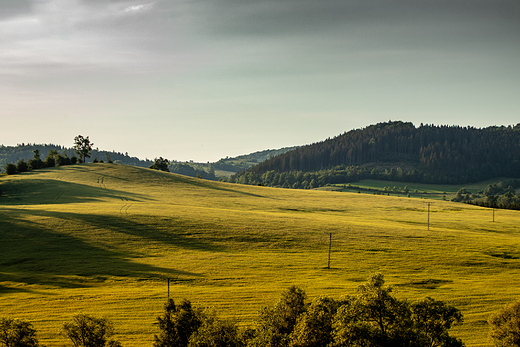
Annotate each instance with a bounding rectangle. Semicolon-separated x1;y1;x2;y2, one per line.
3;274;520;346
225;166;422;189
149;158;217;180
153;273;465;347
0;142;153;174
0;314;121;347
2;136;95;176
4;148;79;175
152;273;520;347
451;179;520;210
230;122;520;187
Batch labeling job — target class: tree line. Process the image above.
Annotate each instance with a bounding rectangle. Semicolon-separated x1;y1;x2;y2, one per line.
148;157;217;180
2;136;96;176
0;143;152;174
3;274;520;347
1;137;218;181
1;144;219;181
451;179;520;210
229;121;520;186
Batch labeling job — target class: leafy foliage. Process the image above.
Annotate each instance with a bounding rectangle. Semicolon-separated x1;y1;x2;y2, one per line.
411;297;464;347
4;163;17;175
0;144;154;174
454;179;520;210
0;317;40;347
3;148;80;175
331;273;463;347
187;313;242;347
61;314;121;347
289;296;342;347
249;286;307;347
73;135;94;164
151;275;464;347
489;299;520;347
153;299;203;347
149;157;170;172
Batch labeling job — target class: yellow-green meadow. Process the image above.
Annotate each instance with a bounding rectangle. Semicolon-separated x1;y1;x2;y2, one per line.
1;164;519;346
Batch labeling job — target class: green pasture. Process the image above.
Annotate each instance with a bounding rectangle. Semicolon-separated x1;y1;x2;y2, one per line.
328;178;504;200
1;164;519;346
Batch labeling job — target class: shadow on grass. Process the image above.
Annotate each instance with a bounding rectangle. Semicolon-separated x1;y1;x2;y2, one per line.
0;179;150;205
397;279;453;290
0;284;34;294
0;208;205;291
170;174;270;199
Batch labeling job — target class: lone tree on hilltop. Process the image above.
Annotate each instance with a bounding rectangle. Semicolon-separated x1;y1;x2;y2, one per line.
73;135;94;163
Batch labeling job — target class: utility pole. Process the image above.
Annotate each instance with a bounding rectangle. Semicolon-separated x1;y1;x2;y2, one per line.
327;232;332;269
425;202;434;230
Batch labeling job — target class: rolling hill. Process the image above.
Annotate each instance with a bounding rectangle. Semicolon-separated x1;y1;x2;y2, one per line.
0;143;296;178
1;163;520;346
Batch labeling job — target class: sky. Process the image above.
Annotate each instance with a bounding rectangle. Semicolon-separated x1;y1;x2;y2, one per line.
1;0;519;162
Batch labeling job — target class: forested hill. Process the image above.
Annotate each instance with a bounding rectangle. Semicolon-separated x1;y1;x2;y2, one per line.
213;147;297;172
229;121;520;187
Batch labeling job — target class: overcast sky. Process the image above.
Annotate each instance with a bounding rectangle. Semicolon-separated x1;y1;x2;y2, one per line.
1;0;519;162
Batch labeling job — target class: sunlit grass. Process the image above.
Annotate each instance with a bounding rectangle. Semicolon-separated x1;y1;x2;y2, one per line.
1;164;519;346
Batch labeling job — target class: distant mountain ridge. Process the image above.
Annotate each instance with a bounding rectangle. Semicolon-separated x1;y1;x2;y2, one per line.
0;143;295;178
229;121;520;187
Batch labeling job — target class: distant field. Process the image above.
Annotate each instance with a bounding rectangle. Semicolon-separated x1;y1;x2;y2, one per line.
324;178;505;200
214;169;236;178
1;164;519;346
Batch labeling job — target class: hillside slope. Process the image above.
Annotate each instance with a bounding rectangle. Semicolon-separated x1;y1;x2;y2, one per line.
1;164;520;346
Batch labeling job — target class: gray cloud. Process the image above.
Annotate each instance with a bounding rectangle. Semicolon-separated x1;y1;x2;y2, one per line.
0;0;32;19
2;0;517;76
1;0;519;161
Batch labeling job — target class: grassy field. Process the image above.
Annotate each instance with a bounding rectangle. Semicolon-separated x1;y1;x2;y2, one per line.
325;178;504;200
1;164;519;346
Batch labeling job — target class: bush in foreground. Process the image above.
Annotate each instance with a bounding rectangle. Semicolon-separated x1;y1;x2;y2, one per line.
0;317;40;347
153;274;464;347
489;299;520;347
61;314;121;347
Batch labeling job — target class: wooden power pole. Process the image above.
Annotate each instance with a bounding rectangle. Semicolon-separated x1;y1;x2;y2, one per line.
425;202;434;230
327;232;332;269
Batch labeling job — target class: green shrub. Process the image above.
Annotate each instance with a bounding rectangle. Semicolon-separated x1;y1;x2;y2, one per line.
5;163;17;175
62;314;121;347
489;299;520;347
0;317;40;347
